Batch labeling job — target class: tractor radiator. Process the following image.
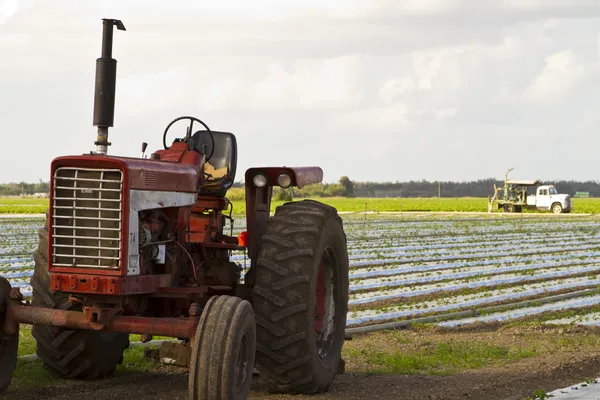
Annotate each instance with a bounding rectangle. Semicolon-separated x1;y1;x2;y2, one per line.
51;167;123;269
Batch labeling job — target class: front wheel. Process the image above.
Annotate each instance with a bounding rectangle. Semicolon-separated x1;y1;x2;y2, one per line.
252;200;349;394
188;295;256;400
551;203;563;214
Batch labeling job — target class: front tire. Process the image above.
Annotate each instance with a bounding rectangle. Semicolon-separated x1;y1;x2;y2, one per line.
551;203;563;214
30;221;129;380
252;200;349;394
188;295;256;400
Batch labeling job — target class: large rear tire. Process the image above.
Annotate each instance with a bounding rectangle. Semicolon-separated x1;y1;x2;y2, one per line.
30;221;129;379
188;295;256;400
252;200;349;394
0;277;18;394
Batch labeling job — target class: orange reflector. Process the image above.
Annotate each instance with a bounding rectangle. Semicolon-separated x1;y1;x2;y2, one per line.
237;231;248;247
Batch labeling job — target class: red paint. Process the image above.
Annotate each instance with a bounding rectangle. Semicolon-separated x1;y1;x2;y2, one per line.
244;166;323;189
192;196;230;211
188;197;232;246
50;273;172;295
237;231;247;247
118;156;200;192
176;206;191;231
7;302;198;338
49;156;130;277
314;259;326;333
48;149;202;279
243;166;323;263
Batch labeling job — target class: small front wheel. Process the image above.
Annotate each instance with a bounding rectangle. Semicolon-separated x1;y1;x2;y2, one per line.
551;203;563;214
188;295;257;400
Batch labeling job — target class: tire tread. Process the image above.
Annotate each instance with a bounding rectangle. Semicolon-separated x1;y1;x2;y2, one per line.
253;199;349;394
30;226;129;380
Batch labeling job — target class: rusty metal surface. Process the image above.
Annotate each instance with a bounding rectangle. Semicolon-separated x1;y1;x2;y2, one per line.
287;166;324;188
244;166;323;189
244;184;271;265
49;273;172;295
243;165;324;266
7;302;198;339
151;285;231;300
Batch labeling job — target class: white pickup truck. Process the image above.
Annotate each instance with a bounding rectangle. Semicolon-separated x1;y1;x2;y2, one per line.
526;184;572;214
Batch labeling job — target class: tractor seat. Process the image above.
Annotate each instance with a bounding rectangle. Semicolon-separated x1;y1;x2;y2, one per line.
189;130;238;197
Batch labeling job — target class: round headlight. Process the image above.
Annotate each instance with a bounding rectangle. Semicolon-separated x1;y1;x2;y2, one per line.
276;173;292;188
253;174;268;187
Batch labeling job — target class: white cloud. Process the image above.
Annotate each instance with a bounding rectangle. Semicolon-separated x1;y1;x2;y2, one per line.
2;1;600;183
201;57;365;112
525;50;589;101
0;0;19;26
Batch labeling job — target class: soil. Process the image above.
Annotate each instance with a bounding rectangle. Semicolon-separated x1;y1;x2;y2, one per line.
5;324;600;400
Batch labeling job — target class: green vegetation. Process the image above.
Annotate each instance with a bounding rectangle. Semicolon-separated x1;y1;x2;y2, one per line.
346;340;536;375
4;196;600;215
11;320;600;392
7;344;161;393
16;325;169;358
9;360;60;392
0;181;49;197
342;324;600;377
5;326;166;393
0;197;48;214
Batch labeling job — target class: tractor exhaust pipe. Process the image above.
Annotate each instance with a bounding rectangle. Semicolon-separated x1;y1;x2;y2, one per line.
93;18;126;155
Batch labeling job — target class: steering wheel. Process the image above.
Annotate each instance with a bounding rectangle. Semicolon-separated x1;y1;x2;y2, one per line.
162;116;215;162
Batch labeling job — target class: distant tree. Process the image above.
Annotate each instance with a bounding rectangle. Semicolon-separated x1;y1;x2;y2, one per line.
339;176;355;197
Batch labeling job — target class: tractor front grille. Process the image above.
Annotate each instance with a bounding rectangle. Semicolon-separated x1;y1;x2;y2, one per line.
51;167;123;269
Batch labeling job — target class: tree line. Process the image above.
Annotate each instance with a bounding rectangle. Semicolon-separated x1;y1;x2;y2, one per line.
0;181;50;196
2;177;597;198
237;177;599;198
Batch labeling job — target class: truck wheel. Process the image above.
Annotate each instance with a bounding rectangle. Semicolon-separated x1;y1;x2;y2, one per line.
189;295;256;400
252;200;349;394
30;224;130;379
551;203;563;214
0;277;18;394
503;204;514;213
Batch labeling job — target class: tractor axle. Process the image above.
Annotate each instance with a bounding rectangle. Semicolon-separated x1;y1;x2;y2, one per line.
4;301;198;339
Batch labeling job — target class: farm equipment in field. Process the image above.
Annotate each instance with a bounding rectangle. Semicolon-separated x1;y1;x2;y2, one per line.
0;19;349;399
488;168;572;214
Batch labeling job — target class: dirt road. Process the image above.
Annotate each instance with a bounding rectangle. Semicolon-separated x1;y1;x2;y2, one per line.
6;324;600;400
4;350;600;400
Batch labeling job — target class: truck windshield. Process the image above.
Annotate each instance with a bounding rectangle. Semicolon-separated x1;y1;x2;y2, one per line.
549;187;557;194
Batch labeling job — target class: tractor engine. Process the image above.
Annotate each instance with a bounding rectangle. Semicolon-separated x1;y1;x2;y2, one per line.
47;151;240;317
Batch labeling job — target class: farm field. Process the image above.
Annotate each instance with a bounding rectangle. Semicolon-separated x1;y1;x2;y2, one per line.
6;213;600;327
2;196;600;214
4;212;600;399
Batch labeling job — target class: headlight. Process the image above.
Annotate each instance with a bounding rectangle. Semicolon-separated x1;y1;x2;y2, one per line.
276;172;292;188
253;173;268;187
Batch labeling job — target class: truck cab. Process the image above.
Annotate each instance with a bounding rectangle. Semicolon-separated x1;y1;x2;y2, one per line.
526;184;572;214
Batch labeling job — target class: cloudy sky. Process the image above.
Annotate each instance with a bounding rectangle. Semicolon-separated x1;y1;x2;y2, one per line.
1;0;600;184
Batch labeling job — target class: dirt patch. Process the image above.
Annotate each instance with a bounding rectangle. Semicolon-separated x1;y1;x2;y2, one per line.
6;324;600;400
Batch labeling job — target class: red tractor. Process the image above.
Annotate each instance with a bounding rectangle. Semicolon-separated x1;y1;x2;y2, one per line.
0;19;349;399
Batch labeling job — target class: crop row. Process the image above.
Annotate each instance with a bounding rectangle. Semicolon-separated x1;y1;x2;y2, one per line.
1;214;600;329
